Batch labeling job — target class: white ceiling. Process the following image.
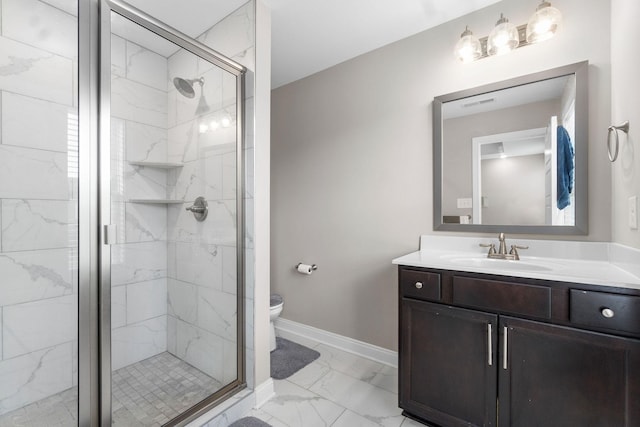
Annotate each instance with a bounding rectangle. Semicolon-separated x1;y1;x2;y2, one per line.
120;0;248;57
124;0;248;39
265;0;503;88
117;0;503;88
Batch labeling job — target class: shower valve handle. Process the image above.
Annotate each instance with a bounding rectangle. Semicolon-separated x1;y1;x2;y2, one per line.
185;197;208;222
186;205;206;213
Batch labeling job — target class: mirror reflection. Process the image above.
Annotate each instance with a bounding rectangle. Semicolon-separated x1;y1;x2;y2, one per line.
443;75;575;226
434;62;588;234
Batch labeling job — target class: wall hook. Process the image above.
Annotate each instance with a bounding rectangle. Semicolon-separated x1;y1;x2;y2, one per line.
607;120;629;162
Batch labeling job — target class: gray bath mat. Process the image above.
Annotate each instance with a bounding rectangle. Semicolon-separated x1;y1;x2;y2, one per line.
229;416;272;427
270;337;320;380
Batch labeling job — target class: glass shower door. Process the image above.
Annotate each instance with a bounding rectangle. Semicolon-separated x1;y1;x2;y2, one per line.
103;1;245;425
0;0;79;425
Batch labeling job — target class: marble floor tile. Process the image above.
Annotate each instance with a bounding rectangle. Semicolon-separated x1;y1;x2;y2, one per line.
309;370;404;427
260;380;345;427
332;409;402;427
313;343;391;385
285;358;331;390
400;417;433;427
245;335;421;427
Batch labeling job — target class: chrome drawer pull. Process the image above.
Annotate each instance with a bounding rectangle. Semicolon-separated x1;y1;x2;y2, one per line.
601;308;615;318
415;282;423;289
503;326;508;370
487;324;493;366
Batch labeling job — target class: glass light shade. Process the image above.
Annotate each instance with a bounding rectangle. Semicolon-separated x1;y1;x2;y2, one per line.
487;14;519;56
454;26;482;63
526;1;562;43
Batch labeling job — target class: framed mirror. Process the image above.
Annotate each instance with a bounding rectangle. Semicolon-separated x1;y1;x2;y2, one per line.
433;61;588;235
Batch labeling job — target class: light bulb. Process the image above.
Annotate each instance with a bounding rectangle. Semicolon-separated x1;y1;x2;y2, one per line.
526;1;562;43
454;26;482;63
199;123;208;134
221;116;231;128
487;14;519;56
209;120;220;130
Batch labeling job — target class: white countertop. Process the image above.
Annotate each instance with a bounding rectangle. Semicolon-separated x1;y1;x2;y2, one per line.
392;236;640;291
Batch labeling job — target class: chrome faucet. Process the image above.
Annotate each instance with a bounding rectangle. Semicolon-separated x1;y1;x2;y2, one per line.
480;233;528;260
497;232;507;256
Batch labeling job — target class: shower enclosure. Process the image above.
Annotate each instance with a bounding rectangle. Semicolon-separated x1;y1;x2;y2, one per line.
0;0;251;425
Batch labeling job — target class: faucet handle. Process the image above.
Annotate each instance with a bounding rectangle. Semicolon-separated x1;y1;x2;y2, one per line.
479;243;497;256
509;244;529;260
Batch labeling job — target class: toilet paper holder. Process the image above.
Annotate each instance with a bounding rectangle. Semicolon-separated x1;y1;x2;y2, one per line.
295;263;318;273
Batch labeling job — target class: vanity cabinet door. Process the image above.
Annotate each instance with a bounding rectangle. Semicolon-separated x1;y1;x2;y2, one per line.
400;299;498;427
499;316;640;427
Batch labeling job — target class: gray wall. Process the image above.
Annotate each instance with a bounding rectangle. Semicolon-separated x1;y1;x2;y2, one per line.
271;0;612;350
481;154;546;225
611;0;640;249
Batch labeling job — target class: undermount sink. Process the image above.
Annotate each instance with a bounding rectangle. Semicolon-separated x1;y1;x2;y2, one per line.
438;254;562;272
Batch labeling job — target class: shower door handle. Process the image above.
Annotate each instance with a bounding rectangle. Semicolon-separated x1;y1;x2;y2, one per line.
103;224;118;245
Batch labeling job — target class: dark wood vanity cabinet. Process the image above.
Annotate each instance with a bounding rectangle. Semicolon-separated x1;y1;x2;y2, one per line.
401;299;497;426
398;266;640;427
500;317;640;427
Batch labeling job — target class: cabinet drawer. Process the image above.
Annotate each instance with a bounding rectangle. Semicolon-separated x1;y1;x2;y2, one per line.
452;276;551;319
400;269;441;302
570;289;640;336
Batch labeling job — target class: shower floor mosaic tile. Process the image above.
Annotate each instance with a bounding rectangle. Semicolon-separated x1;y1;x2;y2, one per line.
112;352;223;426
0;352;222;427
1;339;425;427
0;387;77;427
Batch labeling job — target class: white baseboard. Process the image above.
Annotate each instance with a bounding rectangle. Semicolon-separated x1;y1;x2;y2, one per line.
275;318;398;368
253;378;275;408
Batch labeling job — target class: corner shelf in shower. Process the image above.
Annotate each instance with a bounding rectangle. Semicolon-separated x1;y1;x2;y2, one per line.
128;199;183;204
126;161;185;204
127;161;184;169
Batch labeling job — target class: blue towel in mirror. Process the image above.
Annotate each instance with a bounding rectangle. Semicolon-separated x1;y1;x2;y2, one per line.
557;125;574;210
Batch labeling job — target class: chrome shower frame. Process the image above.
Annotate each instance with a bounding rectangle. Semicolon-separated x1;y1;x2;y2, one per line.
77;0;247;424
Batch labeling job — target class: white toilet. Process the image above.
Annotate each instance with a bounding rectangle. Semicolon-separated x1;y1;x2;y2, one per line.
270;294;284;352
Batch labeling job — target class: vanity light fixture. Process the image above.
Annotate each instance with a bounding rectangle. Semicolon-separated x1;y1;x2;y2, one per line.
455;1;562;63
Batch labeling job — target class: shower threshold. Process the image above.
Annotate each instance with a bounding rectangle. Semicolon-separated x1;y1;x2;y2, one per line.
0;352;223;427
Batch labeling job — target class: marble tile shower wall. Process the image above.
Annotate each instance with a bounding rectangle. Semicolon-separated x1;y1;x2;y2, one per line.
0;0;79;415
0;0;255;416
165;1;255;386
110;0;256;388
110;31;170;371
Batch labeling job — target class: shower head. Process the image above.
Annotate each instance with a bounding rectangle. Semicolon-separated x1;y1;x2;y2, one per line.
173;77;204;99
173;76;210;115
